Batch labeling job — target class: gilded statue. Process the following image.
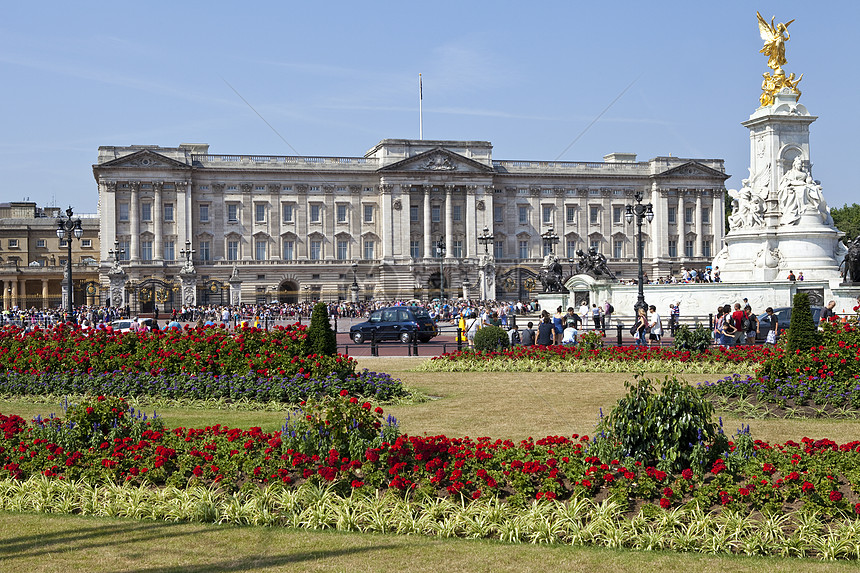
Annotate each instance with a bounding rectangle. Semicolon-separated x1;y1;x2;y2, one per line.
757;12;794;72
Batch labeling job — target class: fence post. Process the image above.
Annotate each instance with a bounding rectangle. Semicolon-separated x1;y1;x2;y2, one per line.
616;323;623;346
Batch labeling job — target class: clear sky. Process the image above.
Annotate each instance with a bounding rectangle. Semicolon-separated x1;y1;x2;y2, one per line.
1;1;857;214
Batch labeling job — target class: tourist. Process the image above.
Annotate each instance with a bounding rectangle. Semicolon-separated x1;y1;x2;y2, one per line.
508;324;521;346
714;306;726;346
591;304;603;330
633;308;648;346
578;301;589;323
787;270;796;281
731;303;747;345
521;321;536;346
648;305;663;346
745;305;759;343
603;300;614;327
552;306;565;344
798;271;804;281
537;315;555;346
561;320;578;345
713;266;721;282
821;300;837;322
465;312;481;348
764;307;779;346
722;304;738;347
565;306;581;330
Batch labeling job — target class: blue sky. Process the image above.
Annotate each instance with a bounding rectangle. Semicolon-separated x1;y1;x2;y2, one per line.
1;1;857;213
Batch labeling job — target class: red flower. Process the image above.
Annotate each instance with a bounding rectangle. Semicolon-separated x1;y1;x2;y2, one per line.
830;490;843;502
681;468;693;480
659;497;671;509
801;481;815;493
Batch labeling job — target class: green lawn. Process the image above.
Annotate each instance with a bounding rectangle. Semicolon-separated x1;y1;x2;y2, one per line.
2;356;860;570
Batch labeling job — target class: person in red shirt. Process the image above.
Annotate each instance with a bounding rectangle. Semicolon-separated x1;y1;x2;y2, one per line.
731;303;747;345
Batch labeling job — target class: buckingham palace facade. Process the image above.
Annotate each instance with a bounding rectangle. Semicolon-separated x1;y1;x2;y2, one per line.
93;139;728;306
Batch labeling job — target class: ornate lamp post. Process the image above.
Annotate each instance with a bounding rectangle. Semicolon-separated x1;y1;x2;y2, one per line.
478;226;494;255
625;191;654;315
350;262;359;303
56;207;83;318
541;227;560;255
435;237;446;301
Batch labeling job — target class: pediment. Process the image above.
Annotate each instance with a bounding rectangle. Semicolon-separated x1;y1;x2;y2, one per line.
654;161;729;180
99;149;191;170
378;147;494;174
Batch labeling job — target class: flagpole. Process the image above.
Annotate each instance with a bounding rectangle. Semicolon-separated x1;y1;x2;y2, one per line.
419;73;423;140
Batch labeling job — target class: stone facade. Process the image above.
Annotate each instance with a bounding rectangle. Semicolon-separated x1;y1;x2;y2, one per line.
0;202;100;309
93;140;728;307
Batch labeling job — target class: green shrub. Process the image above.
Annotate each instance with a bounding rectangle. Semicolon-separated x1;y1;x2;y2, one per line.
672;324;713;353
577;330;604;350
593;374;727;472
785;292;821;353
306;302;337;356
474;325;509;352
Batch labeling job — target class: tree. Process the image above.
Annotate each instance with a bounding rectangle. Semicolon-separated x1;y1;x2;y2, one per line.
785;292;821;353
832;203;860;245
306;302;337;356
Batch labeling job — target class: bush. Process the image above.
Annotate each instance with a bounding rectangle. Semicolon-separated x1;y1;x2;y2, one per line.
672;324;713;353
785;292;821;353
577;330;604;350
474;325;509;352
306;302;337;356
593;374;727;472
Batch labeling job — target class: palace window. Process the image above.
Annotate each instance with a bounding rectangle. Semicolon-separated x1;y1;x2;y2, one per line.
684;239;694;257
703;240;711;258
199;204;209;223
410;240;420;259
310;240;322;260
685;206;694;225
702;207;711;224
494;240;504;258
164;240;175;261
668;207;677;224
566;205;576;224
613;206;623;224
363;240;375;260
199;241;210;262
494;205;504;223
8;239;18;248
118;240;130;261
518;206;528;225
337;204;348;223
255;239;267;260
255;204;266;223
337;239;348;260
589;239;601;253
363;205;373;223
118;203;129;222
36;239;46;248
518;240;529;259
164;203;174;222
589;206;600;225
141;203;152;222
431;205;441;223
283;240;294;261
453;205;462;222
310;205;321;223
542;205;553;225
410;205;419;222
227;240;239;261
613;239;623;259
567;239;577;259
141;241;153;261
668;239;677;258
227;204;238;223
452;240;463;258
282;204;294;223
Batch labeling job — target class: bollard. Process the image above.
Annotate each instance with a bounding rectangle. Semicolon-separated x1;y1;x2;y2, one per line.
371;330;378;357
412;336;419;356
708;313;714;330
616;324;623;346
334;316;338;333
456;327;463;351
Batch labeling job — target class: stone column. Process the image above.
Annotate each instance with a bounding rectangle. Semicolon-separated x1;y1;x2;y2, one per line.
179;269;197;307
41;279;49;307
465;185;477;258
380;184;393;259
153;182;163;261
108;267;127;309
11;279;19;309
651;184;665;260
3;280;9;309
228;265;242;305
423;186;432;259
444;185;454;258
100;181;117;264
695;191;703;257
130;181;140;261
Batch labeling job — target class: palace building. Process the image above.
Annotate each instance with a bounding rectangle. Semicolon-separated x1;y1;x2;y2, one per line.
93;139;728;309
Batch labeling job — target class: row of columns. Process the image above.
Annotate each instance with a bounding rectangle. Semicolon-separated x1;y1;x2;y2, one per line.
2;278;51;309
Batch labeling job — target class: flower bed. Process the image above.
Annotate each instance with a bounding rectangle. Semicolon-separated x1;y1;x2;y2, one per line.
0;368;406;403
2;394;859;520
418;344;772;373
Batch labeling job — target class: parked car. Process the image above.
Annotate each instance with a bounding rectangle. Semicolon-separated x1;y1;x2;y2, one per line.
111;317;154;333
350;306;438;344
756;306;822;342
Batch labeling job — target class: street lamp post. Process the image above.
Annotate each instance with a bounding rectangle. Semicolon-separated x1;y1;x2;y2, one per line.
625;191;654;316
477;226;494;255
56;207;83;319
435;237;446;301
540;227;559;256
350;262;359;303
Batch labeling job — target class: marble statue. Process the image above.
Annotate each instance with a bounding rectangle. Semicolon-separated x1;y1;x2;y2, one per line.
777;157;832;226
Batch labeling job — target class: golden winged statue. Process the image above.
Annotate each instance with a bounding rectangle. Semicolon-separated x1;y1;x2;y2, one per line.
757;11;794;71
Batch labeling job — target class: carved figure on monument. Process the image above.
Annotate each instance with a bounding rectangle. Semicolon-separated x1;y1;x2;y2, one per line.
727;176;766;230
573;248;616;280
538;253;564;293
777;157;832;226
757;12;794;72
840;236;860;283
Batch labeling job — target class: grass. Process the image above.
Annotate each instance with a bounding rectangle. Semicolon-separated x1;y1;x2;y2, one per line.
2;511;857;573
3;355;860;569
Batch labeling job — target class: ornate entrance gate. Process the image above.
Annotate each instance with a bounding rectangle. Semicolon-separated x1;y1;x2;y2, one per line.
495;265;539;301
130;279;178;315
197;279;229;307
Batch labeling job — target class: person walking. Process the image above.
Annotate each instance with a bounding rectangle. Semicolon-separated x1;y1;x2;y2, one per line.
764;307;779;346
714;306;726;347
603;301;614;327
591;304;603;330
648;305;663;346
730;303;747;345
465;312;481;348
634;308;648;346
